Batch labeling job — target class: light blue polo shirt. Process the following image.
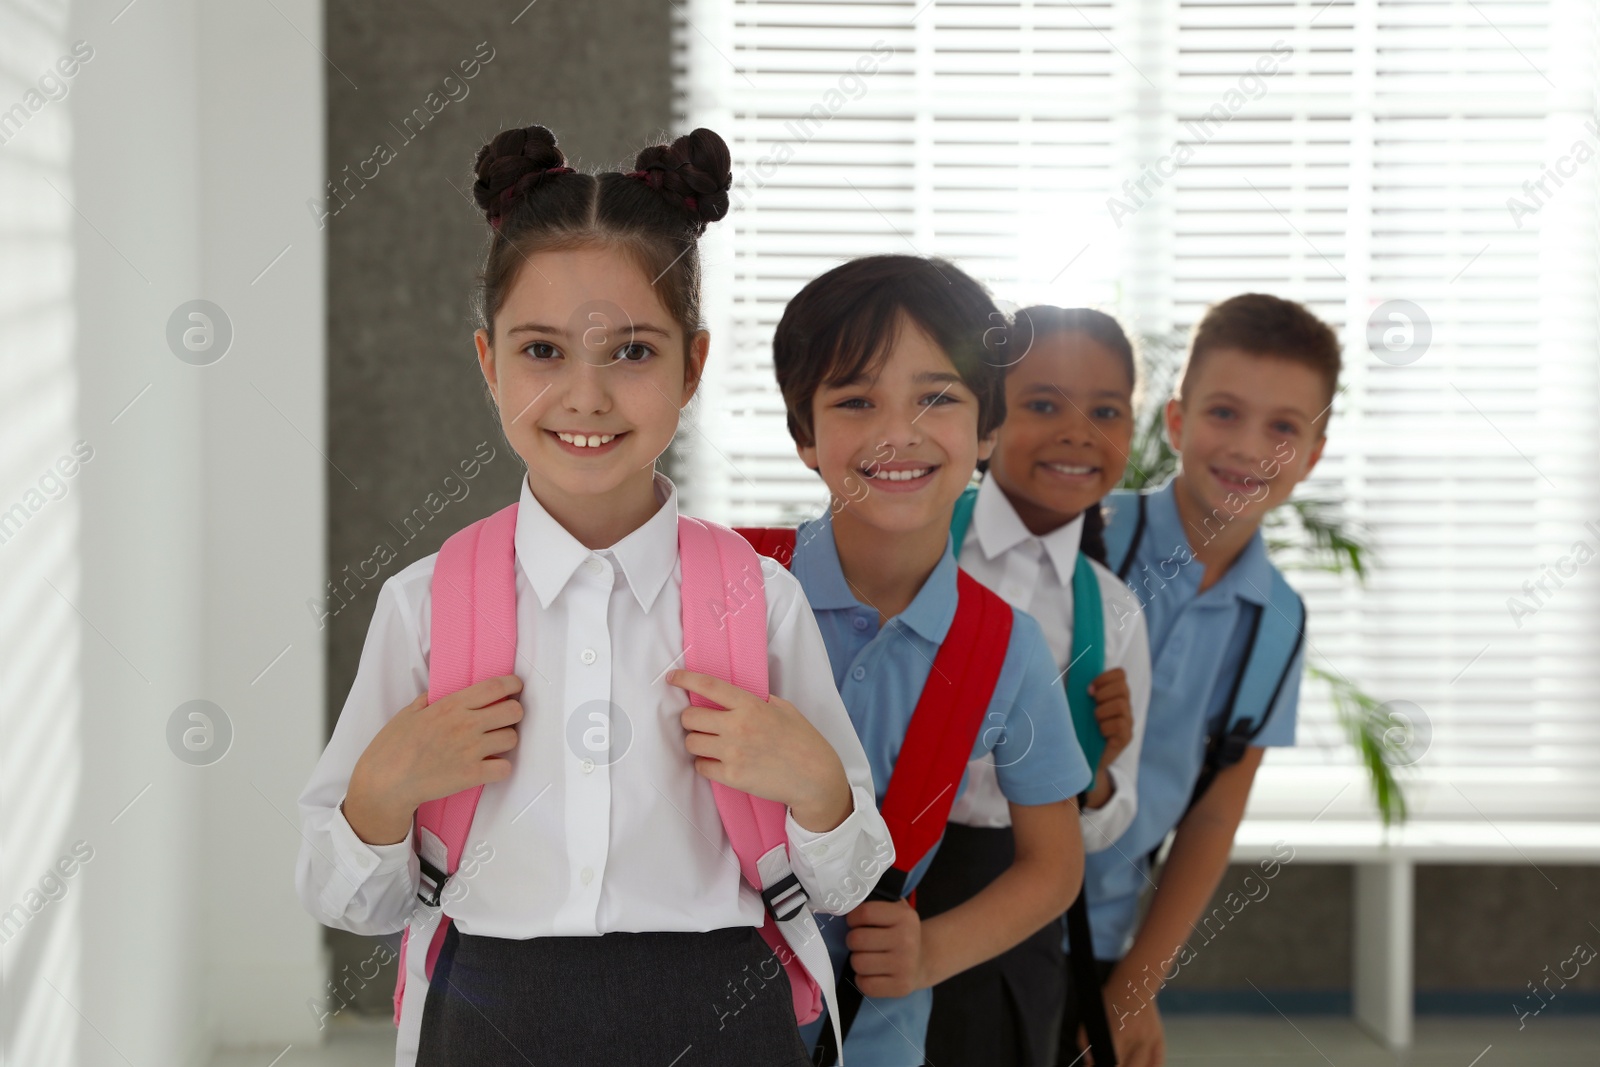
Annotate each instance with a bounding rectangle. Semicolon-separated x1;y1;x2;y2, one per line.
1082;478;1305;960
789;511;1090;1067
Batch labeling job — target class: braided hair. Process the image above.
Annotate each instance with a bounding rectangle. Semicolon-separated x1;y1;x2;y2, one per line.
469;124;732;354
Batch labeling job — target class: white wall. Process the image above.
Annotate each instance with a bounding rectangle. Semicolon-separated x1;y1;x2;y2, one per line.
1;1;325;1063
193;0;328;1047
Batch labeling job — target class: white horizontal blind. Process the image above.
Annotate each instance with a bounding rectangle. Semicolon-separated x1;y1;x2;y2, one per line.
677;0;1600;817
1151;0;1600;819
676;0;1139;522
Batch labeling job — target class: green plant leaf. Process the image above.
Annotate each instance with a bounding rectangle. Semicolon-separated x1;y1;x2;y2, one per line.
1308;663;1409;826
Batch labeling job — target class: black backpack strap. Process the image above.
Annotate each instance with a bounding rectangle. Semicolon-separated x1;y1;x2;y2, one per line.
1111;492;1147;581
1063;800;1118;1064
1186;594;1306;811
813;870;908;1065
1145;593;1306;875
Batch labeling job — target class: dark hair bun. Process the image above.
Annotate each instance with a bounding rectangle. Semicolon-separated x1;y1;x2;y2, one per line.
473;125;572;223
632;128;732;233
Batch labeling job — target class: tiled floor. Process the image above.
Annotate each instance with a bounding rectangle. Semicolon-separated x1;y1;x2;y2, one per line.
208;1013;1597;1066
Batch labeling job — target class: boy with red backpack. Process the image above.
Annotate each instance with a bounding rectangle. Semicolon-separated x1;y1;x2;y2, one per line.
742;254;1092;1065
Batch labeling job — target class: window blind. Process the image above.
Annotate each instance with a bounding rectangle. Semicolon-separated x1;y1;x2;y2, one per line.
676;0;1600;818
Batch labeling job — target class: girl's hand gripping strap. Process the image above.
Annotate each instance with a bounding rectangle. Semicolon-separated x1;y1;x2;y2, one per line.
676;516;844;1062
392;503;520;1026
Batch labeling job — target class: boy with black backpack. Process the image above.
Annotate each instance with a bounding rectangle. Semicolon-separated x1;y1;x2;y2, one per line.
1064;293;1338;1066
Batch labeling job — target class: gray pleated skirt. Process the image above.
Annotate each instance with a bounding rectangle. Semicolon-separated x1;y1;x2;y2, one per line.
415;922;810;1067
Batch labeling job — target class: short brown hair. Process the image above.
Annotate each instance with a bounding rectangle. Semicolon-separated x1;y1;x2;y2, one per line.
1181;293;1342;421
772;255;1006;447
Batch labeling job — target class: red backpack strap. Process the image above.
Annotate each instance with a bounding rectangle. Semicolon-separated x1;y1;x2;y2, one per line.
393;502;519;1025
816;566;1016;1064
734;526;797;568
737;524;1013;888
876;569;1013;896
738;521;1017;1062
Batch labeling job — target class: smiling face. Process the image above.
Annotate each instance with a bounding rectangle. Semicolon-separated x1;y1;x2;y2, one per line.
798;311;993;538
1166;346;1327;527
986;331;1135;535
474;243;707;520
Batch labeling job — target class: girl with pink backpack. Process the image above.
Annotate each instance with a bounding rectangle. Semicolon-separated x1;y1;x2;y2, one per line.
295;124;892;1067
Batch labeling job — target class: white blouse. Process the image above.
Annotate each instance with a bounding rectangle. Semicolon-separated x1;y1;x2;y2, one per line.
948;472;1152;851
295;472;891;941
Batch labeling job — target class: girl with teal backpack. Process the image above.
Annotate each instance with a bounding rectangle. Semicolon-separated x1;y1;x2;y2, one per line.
294;124;892;1067
919;307;1152;1066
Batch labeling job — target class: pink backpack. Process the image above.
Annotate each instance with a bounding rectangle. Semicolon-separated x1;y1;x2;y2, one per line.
391;503;842;1054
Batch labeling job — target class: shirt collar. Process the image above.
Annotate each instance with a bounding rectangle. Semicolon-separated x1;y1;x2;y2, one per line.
1144;476;1275;606
973;470;1085;582
1218;527;1275;606
792;509;960;644
513;471;680;612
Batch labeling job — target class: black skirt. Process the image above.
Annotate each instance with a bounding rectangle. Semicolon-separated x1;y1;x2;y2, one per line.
919;824;1067;1067
415;923;810;1067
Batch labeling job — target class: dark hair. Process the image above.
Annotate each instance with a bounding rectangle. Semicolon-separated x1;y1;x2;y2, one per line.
469;125;732;352
1182;293;1342;424
988;306;1141;566
772;255;1006;449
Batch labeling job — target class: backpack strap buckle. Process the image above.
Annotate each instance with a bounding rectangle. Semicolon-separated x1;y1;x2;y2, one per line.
1216;717;1256;769
761;871;809;922
417;855;448;908
870;865;908;902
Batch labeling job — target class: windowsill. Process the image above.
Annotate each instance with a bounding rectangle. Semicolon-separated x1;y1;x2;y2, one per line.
1231;817;1600;864
1242;763;1600;824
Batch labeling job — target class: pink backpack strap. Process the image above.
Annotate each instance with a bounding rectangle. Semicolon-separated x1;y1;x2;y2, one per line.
392;503;519;1025
676;517;786;878
677;517;838;1045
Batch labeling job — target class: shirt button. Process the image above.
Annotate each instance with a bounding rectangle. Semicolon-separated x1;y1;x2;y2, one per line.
580;648;597;665
580;866;594;885
852;666;866;681
814;843;828;857
853;616;869;631
584;557;604;576
580;757;595;774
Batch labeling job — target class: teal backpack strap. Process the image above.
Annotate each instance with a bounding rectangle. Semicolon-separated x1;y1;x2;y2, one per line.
950;486;1112;788
1101;487;1146;580
1188;569;1306;808
948;484;979;558
1067;553;1107;791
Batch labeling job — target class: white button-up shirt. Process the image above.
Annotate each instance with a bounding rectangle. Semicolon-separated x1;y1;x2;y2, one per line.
296;472;891;940
947;472;1152;851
